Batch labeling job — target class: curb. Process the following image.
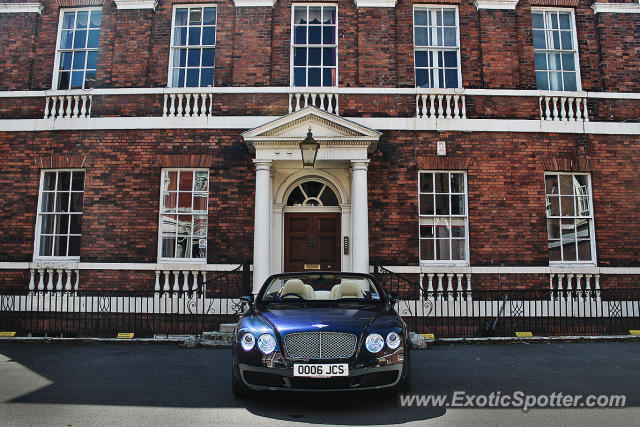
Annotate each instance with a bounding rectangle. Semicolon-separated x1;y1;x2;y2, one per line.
432;335;640;344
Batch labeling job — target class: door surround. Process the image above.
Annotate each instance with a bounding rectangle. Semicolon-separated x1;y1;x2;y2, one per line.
273;170;351;274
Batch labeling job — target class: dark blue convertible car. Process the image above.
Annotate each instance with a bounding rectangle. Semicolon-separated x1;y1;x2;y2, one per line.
231;272;410;395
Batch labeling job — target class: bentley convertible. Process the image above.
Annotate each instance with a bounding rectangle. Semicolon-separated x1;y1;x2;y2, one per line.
231;272;410;396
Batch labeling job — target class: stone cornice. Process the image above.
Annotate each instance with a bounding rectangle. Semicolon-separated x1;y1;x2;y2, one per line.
354;0;397;7
113;0;157;9
232;0;276;6
474;0;518;9
0;2;43;13
592;2;640;14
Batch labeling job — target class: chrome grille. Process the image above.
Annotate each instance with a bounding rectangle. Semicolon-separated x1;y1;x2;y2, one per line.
284;332;357;359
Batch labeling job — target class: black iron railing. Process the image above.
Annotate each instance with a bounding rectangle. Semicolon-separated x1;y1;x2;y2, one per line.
0;262;251;338
373;264;640;337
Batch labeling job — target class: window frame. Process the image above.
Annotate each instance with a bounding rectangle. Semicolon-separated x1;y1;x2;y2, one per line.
157;168;210;263
290;3;339;88
412;5;462;89
531;7;582;92
51;7;103;90
167;4;218;88
33;169;85;261
418;170;470;266
544;172;596;265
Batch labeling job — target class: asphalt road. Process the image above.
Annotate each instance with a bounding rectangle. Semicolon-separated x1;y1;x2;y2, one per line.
1;341;639;426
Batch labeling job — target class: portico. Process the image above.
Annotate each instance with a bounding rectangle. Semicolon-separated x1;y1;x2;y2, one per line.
242;107;381;293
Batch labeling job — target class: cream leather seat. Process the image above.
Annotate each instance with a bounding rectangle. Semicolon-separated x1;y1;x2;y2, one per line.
330;284;341;300
279;279;308;299
333;281;364;299
304;284;315;300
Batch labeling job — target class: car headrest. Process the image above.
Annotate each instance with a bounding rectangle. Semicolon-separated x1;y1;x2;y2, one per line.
280;279;307;299
338;281;363;299
304;284;315;300
330;284;341;300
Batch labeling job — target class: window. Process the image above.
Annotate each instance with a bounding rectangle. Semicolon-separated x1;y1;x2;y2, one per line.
35;170;85;259
419;172;468;263
286;181;339;206
544;173;595;263
532;9;580;91
291;4;337;87
413;6;461;89
159;169;209;260
169;5;217;87
53;8;102;89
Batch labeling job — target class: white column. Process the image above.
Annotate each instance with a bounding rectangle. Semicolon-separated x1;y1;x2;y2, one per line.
253;160;272;293
351;160;369;273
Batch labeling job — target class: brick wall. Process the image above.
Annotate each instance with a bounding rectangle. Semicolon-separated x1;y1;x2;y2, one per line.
3;0;639;90
0;13;39;90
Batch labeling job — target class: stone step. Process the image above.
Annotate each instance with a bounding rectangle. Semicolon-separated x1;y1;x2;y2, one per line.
202;331;233;342
219;323;237;333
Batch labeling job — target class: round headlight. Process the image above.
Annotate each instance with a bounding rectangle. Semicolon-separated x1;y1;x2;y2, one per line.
365;333;385;353
386;332;401;350
240;333;255;351
257;334;276;354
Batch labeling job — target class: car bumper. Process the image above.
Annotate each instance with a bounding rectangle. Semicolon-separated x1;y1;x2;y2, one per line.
238;362;404;392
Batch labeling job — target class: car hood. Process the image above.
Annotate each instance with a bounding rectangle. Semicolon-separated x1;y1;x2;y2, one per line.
257;305;386;335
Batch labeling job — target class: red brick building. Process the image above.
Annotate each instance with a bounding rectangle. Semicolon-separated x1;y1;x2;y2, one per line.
0;0;639;301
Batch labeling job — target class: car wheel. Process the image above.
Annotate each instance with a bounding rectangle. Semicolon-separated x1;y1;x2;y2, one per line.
231;356;252;398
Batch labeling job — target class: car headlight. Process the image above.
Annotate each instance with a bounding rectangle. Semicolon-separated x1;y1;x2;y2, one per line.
386;332;401;350
365;333;385;353
257;334;276;354
240;333;255;351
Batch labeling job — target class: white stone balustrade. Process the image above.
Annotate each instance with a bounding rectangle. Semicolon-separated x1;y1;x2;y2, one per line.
28;268;79;292
539;96;589;122
155;269;206;293
44;95;92;119
422;272;472;301
416;93;466;119
289;92;339;115
549;272;600;301
163;93;214;118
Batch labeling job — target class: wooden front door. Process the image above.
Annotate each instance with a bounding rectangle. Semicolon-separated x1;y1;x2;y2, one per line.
284;213;341;272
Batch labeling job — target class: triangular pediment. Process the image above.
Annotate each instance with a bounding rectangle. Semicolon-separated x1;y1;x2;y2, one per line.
242;107;381;153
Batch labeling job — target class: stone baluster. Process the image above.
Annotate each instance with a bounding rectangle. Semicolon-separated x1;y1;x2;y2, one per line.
582;98;589;122
437;95;444;118
58;97;65;118
87;95;93;117
65;96;73;118
446;273;454;302
65;269;72;291
455;274;463;300
575;274;583;301
559;97;567;121
549;273;555;301
584;274;592;298
81;95;88;117
163;94;168;117
37;269;45;291
429;94;435;118
334;94;339;115
552;97;559;121
169;94;176;117
55;269;63;291
327;94;335;114
544;97;551;120
567;97;575;121
172;270;180;291
460;96;466;118
182;270;190;292
557;274;564;301
436;273;443;300
566;274;574;300
177;94;184;117
539;97;544;120
44;97;51;119
295;93;301;111
74;269;79;291
154;271;161;292
445;95;452;118
465;273;472;300
28;269;36;291
45;269;54;291
192;271;199;291
453;95;460;118
594;274;600;300
72;96;80;117
207;93;213;117
426;273;434;299
163;270;170;292
416;95;421;118
288;94;293;113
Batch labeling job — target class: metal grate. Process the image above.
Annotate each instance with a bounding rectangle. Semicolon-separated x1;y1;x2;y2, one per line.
284;332;357;359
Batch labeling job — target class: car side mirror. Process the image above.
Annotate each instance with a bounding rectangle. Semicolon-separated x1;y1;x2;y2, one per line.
241;295;254;306
388;292;400;305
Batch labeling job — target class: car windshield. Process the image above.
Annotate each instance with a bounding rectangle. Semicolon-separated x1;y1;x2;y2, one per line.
259;274;383;303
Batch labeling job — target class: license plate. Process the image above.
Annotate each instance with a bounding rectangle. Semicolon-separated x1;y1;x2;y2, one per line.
293;363;349;378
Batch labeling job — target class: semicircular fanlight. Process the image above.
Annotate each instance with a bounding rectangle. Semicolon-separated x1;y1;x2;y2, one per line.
286;181;339;207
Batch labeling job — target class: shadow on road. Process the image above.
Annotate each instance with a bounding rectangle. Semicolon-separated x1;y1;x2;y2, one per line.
1;341;639;425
